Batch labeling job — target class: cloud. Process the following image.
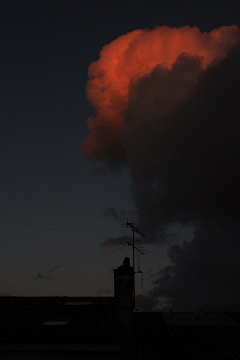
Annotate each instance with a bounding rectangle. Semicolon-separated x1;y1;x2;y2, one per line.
100;236;132;247
150;221;240;311
82;26;240;310
33;266;63;281
102;207;134;221
102;207;119;220
49;265;63;274
33;273;51;281
124;44;240;233
81;25;240;167
134;44;240;309
100;237;118;247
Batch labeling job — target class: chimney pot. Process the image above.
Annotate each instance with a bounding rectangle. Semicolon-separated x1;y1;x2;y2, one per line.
123;257;130;267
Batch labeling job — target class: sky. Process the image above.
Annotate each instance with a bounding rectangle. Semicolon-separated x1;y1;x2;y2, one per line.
1;0;240;311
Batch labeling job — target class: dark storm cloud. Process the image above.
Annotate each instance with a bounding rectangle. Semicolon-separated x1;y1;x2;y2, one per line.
150;220;240;311
124;43;240;309
83;26;240;309
124;47;240;234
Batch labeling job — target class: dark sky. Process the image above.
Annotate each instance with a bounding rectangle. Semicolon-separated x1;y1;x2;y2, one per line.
1;0;240;311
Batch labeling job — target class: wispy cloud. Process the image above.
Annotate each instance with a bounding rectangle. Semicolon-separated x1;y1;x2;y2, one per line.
100;236;132;247
102;207;119;221
102;208;132;221
33;265;63;281
33;273;51;281
49;265;63;274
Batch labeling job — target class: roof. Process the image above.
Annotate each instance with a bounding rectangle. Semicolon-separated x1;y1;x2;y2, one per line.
1;297;240;359
161;311;240;326
0;296;117;342
134;312;240;360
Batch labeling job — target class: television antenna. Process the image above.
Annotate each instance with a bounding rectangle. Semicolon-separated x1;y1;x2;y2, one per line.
120;218;149;309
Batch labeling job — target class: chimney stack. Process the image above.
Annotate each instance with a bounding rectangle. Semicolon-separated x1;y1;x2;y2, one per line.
114;257;134;358
114;257;134;301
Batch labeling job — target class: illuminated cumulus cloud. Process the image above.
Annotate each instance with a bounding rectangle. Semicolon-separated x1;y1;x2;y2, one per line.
81;25;240;167
82;24;240;235
82;26;240;310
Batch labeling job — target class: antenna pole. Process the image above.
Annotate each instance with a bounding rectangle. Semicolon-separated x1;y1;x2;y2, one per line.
124;220;145;309
132;227;135;309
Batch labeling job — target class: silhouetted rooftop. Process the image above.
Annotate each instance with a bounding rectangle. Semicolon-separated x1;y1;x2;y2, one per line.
0;296;116;341
1;296;240;359
135;312;240;360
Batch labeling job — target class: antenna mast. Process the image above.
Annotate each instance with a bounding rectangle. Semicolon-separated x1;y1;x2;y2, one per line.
121;218;145;309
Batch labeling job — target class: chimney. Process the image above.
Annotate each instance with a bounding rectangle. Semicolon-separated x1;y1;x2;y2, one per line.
114;257;134;358
114;257;134;301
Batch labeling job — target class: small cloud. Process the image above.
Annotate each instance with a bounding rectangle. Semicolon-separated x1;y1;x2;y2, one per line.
150;265;174;279
100;236;132;247
33;273;51;281
100;237;118;247
0;293;11;297
102;207;119;221
49;265;63;274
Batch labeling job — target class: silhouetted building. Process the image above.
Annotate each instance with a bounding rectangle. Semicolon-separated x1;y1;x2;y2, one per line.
1;257;240;359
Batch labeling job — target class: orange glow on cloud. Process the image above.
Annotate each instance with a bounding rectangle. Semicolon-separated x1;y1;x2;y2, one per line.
81;25;240;161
